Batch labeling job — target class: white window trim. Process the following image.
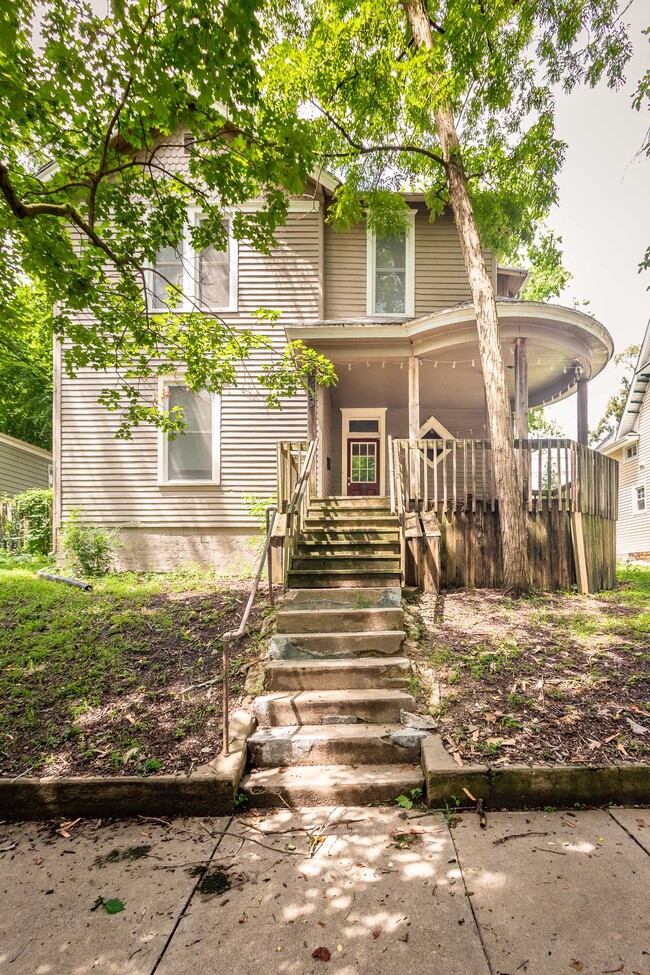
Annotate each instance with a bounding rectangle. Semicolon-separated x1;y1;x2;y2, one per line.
340;408;387;496
366;210;416;318
148;210;238;314
157;375;221;487
632;481;646;515
187;207;239;313
624;441;639;462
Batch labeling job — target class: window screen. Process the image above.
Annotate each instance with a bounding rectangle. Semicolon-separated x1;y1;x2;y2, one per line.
199;219;231;308
636;485;646;512
167;386;213;481
152;245;184;309
375;234;406;314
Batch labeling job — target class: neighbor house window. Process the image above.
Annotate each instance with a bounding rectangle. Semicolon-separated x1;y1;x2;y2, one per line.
150;215;237;312
159;380;221;484
367;212;415;316
625;443;638;461
634;484;646;513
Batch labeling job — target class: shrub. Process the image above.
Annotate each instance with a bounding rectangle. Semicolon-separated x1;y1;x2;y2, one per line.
61;509;118;577
242;493;277;532
1;488;53;554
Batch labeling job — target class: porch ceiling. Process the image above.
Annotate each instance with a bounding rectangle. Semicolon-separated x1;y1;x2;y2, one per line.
287;299;613;410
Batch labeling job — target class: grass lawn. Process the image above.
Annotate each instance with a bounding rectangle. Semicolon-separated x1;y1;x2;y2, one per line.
410;564;650;767
0;554;269;779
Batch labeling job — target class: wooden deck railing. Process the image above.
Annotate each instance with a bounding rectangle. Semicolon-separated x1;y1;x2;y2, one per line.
391;439;618;520
282;438;319;587
277;440;312;513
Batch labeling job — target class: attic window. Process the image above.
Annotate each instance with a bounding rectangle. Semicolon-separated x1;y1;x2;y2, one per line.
625;443;638;461
367;212;415;316
183;133;195;153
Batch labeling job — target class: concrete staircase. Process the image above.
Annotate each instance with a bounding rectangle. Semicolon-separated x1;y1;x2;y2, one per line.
243;583;427;807
287;496;401;589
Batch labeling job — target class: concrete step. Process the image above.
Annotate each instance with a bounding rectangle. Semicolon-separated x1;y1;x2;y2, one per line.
276;606;403;634
287;570;402;589
253;688;416;727
242;763;424;807
283;587;402;609
309;497;392;509
248;723;427;767
264;656;411;691
270;629;406;658
291;555;401;572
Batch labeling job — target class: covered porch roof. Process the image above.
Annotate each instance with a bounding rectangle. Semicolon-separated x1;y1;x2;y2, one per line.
286;299;613;411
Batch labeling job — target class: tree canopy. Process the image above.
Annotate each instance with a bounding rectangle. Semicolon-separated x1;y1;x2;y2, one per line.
0;0;334;439
0;284;52;450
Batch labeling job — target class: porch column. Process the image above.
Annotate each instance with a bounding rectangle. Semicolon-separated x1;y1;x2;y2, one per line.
513;337;528;440
577;376;589;445
307;371;317;442
408;355;420;438
408;355;420;502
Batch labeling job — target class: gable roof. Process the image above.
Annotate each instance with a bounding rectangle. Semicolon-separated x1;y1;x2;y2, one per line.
617;318;650;439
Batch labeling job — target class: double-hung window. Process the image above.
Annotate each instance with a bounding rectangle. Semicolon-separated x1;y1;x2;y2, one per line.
625;443;639;461
151;214;238;313
159;379;221;485
634;484;646;513
367;211;415;316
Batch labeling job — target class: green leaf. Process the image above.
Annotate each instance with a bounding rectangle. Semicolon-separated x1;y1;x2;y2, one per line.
103;898;125;914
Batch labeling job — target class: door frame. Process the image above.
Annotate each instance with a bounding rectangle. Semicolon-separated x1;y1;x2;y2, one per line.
340;408;387;496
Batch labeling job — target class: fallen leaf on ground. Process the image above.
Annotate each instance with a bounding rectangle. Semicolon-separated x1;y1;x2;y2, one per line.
452;752;464;767
569;961;583;971
312;947;331;961
626;717;648;735
372;930;381;939
103;899;125;915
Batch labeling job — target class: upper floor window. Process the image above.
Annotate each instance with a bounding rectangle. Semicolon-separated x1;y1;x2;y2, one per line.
158;379;221;485
151;215;238;313
366;212;415;317
625;442;638;461
634;484;646;513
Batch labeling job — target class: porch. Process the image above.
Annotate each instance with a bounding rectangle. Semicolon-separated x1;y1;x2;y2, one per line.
276;437;619;594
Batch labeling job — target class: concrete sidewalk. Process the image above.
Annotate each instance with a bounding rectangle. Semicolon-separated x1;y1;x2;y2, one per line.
1;806;648;975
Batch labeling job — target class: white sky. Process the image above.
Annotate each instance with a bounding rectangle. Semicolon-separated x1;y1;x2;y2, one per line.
544;2;649;437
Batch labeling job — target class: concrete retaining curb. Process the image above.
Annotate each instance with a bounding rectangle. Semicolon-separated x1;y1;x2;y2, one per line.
422;737;650;809
0;711;254;822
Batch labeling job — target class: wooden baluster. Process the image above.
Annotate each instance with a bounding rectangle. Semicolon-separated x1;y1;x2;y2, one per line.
452;440;457;510
433;440;439;513
471;440;476;512
463;440;467;510
423;440;429;511
443;442;448;511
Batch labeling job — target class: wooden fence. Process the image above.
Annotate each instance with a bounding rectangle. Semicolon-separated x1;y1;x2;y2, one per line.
391;439;618;520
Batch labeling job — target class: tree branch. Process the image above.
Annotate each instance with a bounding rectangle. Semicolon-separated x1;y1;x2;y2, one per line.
314;103;446;167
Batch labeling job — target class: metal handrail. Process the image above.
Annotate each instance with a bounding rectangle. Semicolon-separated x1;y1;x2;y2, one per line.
220;505;277;758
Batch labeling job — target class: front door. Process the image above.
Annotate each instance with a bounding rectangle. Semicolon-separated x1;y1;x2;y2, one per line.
347;438;380;496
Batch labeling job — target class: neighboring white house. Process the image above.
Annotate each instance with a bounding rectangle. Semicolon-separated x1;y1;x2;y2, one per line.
599;319;650;560
0;433;53;498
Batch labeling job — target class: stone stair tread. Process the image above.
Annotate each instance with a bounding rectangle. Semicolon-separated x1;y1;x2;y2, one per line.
249;722;405;743
275;629;406;641
266;655;409;670
242;763;424;807
255;687;412;705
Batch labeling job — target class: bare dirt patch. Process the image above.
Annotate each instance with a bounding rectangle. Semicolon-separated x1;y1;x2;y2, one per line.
408;565;650;768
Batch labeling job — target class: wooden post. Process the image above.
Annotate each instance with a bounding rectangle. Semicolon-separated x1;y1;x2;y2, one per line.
307;371;317;442
514;338;528;440
577;377;589;446
408;355;420;504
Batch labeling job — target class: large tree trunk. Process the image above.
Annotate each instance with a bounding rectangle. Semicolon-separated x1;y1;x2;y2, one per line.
403;0;529;593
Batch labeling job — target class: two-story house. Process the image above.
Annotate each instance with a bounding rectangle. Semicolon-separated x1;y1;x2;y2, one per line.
599;320;650;561
52;147;618;590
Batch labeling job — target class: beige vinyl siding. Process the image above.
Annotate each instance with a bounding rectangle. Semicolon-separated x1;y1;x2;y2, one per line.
0;438;51;497
59;212;318;528
324;206;494;320
612;392;650;556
